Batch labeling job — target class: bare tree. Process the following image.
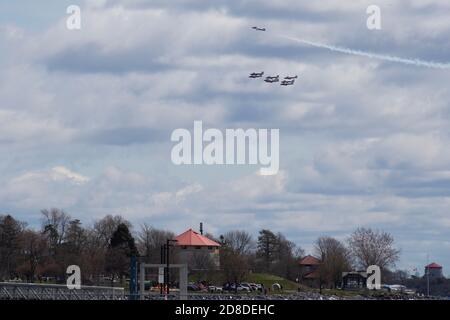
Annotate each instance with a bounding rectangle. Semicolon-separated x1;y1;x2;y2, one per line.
293;246;306;260
41;208;71;249
222;230;255;255
136;224;175;262
314;236;351;288
347;227;400;270
17;230;47;282
220;246;249;286
64;219;87;255
82;228;109;284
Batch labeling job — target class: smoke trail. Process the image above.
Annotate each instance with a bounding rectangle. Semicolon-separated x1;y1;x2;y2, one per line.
279;34;450;69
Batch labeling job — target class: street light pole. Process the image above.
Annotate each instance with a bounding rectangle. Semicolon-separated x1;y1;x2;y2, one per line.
166;239;178;298
166;241;169;296
160;244;166;295
426;254;430;297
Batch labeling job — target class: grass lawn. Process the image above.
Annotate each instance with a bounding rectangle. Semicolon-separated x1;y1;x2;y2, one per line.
247;273;308;292
188;271;311;294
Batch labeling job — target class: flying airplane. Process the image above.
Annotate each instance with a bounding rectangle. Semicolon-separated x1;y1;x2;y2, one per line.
249;72;264;78
280;79;295;86
284;75;298;80
252;26;266;31
264;75;279;83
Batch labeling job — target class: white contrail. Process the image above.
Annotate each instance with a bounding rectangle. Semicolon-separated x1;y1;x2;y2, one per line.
279;34;450;69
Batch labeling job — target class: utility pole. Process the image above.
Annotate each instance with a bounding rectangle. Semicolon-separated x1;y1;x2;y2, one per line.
166;241;169;297
160;244;166;295
129;255;138;300
426;254;430;297
165;239;178;299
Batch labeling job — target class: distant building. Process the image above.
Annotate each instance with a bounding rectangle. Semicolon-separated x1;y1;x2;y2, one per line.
174;228;221;269
298;255;321;287
424;262;443;279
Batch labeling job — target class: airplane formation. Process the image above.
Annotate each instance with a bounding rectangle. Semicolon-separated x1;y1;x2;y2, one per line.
249;73;298;86
250;26;299;86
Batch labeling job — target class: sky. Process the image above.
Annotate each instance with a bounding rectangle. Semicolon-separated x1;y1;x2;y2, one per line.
1;0;450;275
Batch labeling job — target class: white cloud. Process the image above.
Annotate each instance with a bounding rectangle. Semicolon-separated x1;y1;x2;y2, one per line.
50;166;90;184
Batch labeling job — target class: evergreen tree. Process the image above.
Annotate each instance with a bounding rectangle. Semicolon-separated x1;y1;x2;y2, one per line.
256;229;278;272
0;215;25;280
105;223;138;285
110;223;138;256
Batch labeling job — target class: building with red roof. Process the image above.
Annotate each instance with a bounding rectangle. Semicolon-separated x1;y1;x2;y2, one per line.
174;228;221;269
299;255;321;266
298;255;321;287
425;262;443;278
174;229;221;247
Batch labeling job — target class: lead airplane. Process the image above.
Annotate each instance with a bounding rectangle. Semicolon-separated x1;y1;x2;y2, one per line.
252;26;266;31
249;72;264;78
284;75;298;80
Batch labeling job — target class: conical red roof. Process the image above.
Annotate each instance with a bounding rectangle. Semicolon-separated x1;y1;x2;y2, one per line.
426;262;442;269
174;229;221;247
299;255;321;265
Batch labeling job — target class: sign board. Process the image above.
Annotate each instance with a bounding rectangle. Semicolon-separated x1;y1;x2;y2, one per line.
158;267;164;284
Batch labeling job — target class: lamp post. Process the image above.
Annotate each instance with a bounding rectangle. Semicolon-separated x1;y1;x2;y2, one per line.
165;239;178;297
160;244;166;295
426;254;430;297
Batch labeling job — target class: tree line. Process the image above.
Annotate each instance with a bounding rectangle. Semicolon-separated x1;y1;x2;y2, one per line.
0;209;401;288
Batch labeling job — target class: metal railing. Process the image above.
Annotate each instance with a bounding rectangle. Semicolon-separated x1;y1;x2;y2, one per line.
0;282;125;300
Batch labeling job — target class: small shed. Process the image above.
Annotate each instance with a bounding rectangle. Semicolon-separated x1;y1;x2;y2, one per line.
342;271;367;289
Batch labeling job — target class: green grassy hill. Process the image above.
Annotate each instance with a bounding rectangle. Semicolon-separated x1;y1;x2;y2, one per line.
189;271;311;293
247;273;308;292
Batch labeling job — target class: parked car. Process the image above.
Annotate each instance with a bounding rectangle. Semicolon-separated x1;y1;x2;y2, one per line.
239;283;252;291
187;284;200;291
236;284;251;292
222;283;235;291
249;283;262;291
223;283;253;292
208;286;223;293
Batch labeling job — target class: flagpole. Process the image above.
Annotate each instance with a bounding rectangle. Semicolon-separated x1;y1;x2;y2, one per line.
426;254;430;297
